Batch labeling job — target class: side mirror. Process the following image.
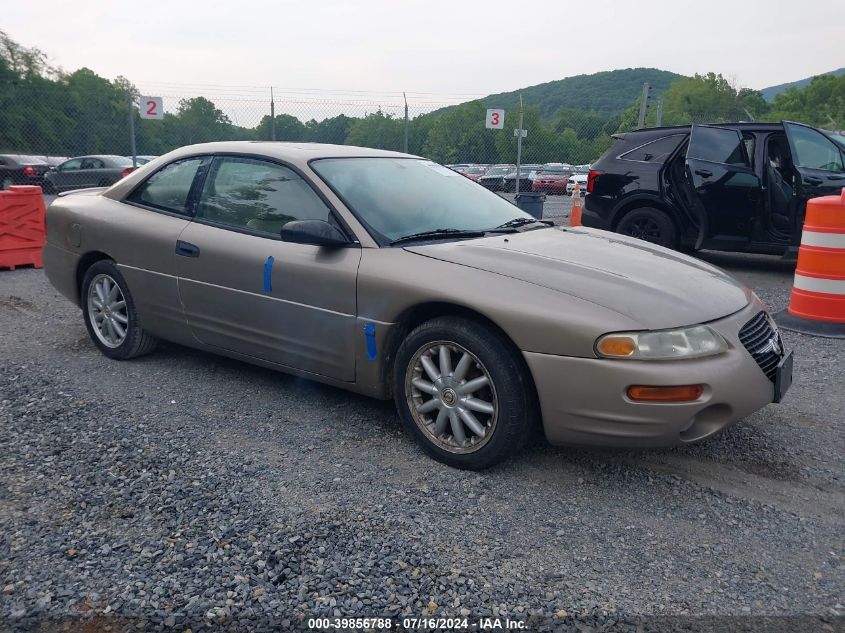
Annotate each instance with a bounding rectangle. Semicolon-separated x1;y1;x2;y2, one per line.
280;219;349;247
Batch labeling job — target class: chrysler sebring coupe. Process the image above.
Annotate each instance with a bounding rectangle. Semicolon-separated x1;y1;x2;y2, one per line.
42;142;793;469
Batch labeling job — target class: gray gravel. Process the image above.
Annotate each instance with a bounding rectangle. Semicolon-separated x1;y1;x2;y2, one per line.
0;250;843;632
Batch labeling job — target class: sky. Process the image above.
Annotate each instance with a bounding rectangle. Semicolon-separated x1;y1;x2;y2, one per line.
5;0;845;120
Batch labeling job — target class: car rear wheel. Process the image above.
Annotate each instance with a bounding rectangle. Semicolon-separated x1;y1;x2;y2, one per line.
616;207;677;248
81;260;158;360
394;316;535;469
1;177;12;190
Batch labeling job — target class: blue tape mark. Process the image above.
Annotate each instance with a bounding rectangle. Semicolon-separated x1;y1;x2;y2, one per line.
364;322;377;361
262;256;274;294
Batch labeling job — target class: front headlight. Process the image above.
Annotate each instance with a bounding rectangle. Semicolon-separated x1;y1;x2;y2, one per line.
595;325;728;360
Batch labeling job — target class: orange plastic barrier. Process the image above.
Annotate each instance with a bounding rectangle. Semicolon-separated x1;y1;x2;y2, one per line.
0;185;46;270
569;182;583;227
775;188;845;338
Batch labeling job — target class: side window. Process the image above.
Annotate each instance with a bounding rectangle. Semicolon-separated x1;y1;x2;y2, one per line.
620;135;684;163
785;123;845;172
59;159;82;171
197;156;331;236
126;157;204;215
688;126;749;167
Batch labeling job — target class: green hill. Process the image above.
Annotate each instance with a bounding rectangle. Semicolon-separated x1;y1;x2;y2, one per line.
479;68;683;118
761;68;845;101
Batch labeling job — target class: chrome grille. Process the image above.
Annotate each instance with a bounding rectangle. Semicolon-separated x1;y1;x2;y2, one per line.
738;311;783;382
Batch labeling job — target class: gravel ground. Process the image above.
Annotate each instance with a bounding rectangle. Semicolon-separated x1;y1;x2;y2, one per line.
1;247;843;632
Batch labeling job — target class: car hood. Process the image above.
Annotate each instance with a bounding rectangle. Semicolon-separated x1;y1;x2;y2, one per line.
405;227;750;329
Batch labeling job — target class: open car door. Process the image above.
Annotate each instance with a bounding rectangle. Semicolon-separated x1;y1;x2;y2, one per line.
685;125;761;250
782;121;845;246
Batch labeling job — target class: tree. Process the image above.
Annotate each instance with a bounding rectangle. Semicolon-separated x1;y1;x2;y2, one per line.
167;97;234;145
422;101;497;163
768;74;845;129
255;113;306;141
344;110;403;150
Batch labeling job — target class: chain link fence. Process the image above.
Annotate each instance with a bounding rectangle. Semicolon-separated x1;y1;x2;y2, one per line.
0;77;778;224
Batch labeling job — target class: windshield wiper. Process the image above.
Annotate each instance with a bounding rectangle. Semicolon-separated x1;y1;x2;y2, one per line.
390;228;487;246
489;217;554;232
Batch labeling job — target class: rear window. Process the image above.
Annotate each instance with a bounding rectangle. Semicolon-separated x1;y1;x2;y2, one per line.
620;135;684;163
688;127;749;167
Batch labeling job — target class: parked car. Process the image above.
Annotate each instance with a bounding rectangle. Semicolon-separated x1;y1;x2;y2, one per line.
478;164;514;191
130;155;159;165
45;155;136;193
0;154;51;190
39;156;70;167
584;121;845;255
502;164;543;192
459;165;488;182
566;174;588;195
532;165;572;194
43;141;792;469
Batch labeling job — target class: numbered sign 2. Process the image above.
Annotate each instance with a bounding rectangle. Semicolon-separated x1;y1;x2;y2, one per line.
485;109;505;130
139;96;164;120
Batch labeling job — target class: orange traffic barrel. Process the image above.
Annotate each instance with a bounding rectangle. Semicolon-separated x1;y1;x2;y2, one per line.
569;182;583;227
775;188;845;338
0;185;46;270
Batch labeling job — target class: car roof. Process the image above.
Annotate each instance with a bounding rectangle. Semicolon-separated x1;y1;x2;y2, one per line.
161;141;419;163
0;154;47;163
619;122;785;138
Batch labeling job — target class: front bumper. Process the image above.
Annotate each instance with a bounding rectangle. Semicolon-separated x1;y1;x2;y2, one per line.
524;302;781;447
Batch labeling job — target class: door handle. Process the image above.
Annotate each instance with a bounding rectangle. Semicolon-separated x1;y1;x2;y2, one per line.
175;240;200;257
804;176;823;186
694;169;713;178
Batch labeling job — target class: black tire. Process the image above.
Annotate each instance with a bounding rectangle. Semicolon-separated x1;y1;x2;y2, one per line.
393;316;536;470
1;176;12;190
616;207;677;248
80;260;158;360
41;180;55;195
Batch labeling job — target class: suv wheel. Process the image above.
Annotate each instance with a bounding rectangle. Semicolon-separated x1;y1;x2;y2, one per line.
393;316;535;470
617;207;677;248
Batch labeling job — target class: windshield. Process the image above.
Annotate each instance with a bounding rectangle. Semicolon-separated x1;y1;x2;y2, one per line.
537;168;569;175
484;166;511;176
311;158;533;243
464;166;486;174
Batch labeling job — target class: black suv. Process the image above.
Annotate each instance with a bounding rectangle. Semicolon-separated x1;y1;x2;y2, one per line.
583;122;845;255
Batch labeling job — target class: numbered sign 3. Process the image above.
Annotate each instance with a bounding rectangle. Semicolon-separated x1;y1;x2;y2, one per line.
485;109;505;130
139;96;164;120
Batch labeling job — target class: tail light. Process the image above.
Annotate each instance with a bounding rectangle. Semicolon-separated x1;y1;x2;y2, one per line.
23;166;36;176
587;170;602;193
121;167;135;178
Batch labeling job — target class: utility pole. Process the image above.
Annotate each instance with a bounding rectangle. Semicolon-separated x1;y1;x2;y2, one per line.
515;95;524;196
127;91;137;168
270;87;276;141
403;92;409;153
637;82;651;129
655;96;664;127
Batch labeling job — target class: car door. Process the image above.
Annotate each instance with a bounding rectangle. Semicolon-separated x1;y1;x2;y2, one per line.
119;156;208;336
175;155;361;382
80;158;106;187
684;125;762;249
51;158;83;191
783;121;845;241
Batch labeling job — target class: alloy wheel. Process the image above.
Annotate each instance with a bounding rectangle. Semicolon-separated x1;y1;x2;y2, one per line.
406;341;499;454
87;273;129;348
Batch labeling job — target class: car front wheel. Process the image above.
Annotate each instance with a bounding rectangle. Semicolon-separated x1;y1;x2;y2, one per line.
81;260;158;360
394;316;535;469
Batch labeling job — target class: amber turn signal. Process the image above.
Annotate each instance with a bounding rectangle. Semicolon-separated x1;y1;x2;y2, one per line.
596;335;636;357
626;384;704;402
